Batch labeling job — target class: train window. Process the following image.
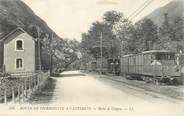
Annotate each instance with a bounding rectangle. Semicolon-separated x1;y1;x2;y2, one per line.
155;52;175;60
133;57;136;64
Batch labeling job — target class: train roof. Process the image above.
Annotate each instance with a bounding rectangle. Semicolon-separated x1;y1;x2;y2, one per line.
142;50;175;54
122;54;134;57
122;50;176;58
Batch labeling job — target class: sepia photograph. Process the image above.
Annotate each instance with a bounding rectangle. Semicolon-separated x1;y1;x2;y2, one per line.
0;0;184;116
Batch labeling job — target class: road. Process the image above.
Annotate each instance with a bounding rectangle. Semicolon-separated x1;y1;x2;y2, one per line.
28;70;184;116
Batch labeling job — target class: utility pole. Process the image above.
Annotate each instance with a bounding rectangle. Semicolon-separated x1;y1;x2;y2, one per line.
100;32;103;75
50;33;53;74
119;39;123;58
37;27;41;71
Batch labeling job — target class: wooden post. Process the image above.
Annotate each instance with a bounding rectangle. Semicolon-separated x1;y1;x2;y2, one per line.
30;77;32;92
39;74;40;82
12;87;15;103
4;89;7;104
33;76;35;90
18;86;20;103
38;75;40;85
33;76;34;88
35;76;37;88
29;77;31;93
31;77;33;92
34;76;36;87
35;75;38;86
24;79;27;97
22;84;24;102
32;76;33;88
2;64;6;74
35;76;37;85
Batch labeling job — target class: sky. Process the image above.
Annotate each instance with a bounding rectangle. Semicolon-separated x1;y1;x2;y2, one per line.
23;0;173;41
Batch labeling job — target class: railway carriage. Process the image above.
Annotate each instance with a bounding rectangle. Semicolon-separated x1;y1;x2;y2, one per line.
107;58;120;75
86;61;97;72
96;58;108;74
120;50;182;84
86;58;108;74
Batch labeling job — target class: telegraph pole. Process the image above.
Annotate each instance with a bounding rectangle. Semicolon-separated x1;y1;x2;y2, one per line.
100;32;103;75
50;33;53;74
37;27;41;71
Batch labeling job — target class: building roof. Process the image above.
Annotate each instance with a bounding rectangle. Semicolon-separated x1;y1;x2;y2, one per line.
0;27;38;44
0;27;26;42
0;32;5;39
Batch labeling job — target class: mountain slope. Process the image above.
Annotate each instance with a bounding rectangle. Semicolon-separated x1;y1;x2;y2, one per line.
145;0;184;26
0;0;60;39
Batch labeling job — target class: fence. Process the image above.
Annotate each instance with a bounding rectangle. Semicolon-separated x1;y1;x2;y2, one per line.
0;71;49;104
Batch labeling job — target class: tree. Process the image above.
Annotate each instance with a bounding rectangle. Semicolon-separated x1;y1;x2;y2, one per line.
81;11;124;59
157;13;174;50
103;10;123;26
81;21;111;58
103;11;124;58
172;17;184;52
173;17;183;42
113;17;158;54
136;18;158;51
113;16;139;54
0;17;17;35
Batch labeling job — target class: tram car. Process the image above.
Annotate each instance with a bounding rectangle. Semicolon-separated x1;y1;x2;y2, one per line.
86;61;97;72
96;58;108;74
107;58;120;75
120;50;182;84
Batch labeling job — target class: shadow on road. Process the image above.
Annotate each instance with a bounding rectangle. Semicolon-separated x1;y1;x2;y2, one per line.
28;78;56;104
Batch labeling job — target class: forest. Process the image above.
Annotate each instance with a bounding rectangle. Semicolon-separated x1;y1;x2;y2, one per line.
80;10;184;61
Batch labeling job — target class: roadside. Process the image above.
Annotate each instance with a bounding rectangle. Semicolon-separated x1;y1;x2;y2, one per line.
27;77;56;104
84;71;184;101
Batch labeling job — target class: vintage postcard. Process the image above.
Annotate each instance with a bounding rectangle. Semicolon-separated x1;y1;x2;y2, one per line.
0;0;184;116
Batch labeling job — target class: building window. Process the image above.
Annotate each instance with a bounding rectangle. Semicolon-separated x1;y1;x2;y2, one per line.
16;58;23;69
16;40;23;50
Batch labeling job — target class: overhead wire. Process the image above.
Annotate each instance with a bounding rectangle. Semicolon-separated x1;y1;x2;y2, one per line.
129;0;155;20
128;0;153;19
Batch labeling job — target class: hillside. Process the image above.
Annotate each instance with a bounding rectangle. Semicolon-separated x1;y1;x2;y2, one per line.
0;0;60;39
0;0;81;70
145;0;184;26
